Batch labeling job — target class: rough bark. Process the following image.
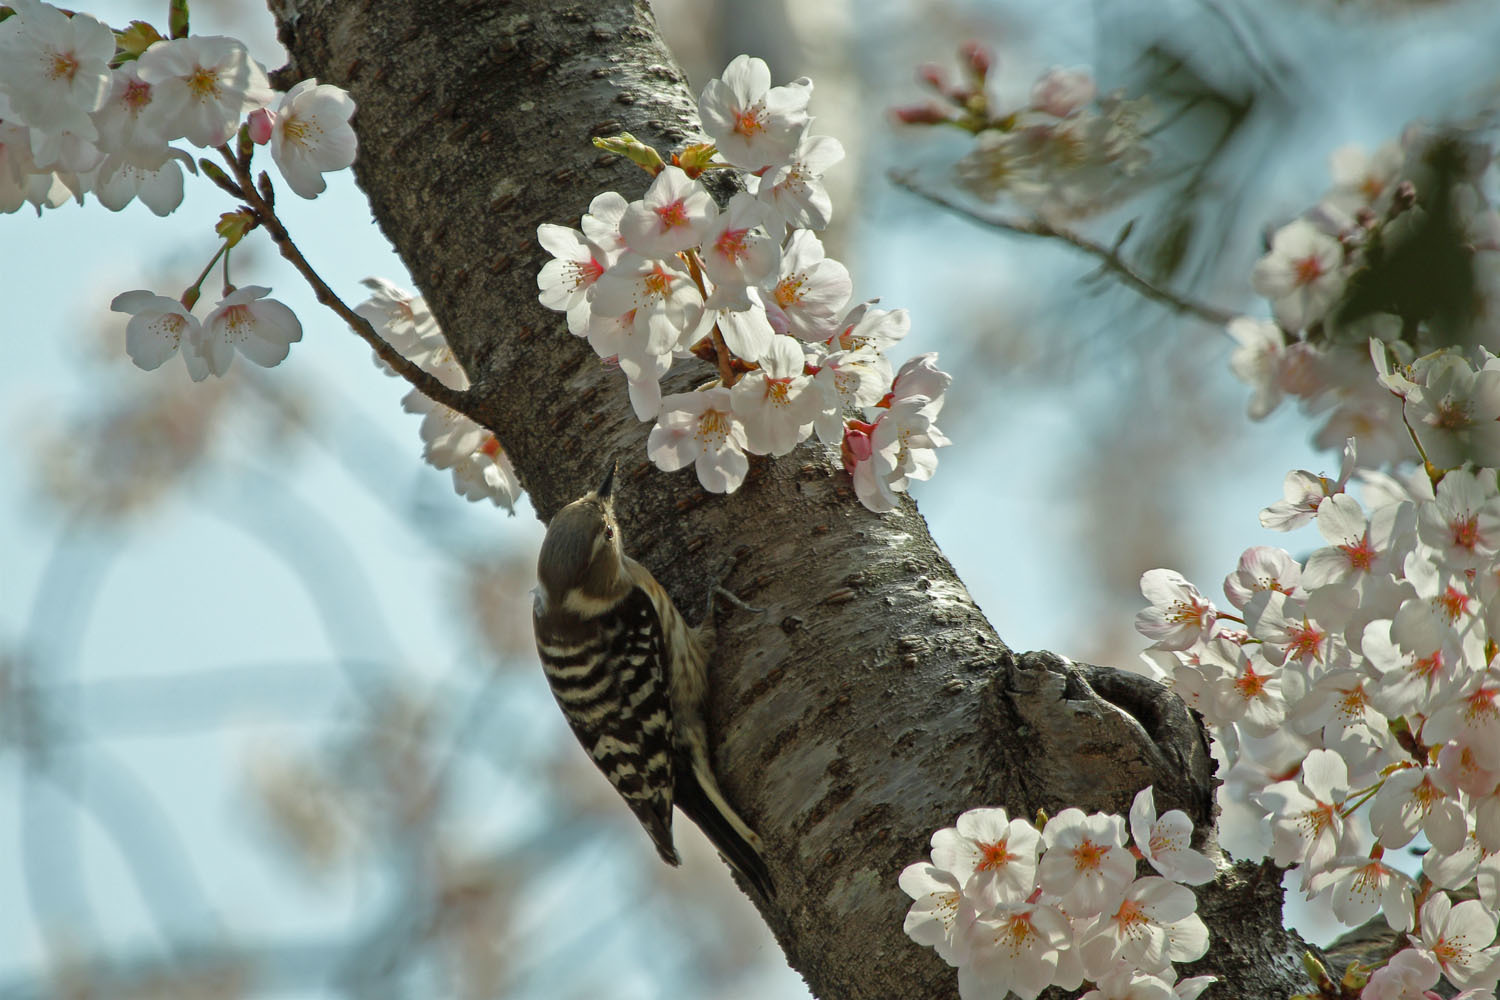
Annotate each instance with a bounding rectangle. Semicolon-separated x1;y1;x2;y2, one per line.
265;1;1316;996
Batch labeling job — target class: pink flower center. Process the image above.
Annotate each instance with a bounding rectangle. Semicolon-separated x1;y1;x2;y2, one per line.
654;199;689;230
1070;838;1107;873
1286;621;1326;662
1433;398;1474;431
1167;597;1209;626
715;227;750;263
222;304;253;337
1001;912;1039;952
123;78;153;112
695;408;731;449
1293;254;1325;286
1235;664;1270;699
774;275;805;309
48;49;80;83
1450;514;1480;552
188;64;222;101
1414;649;1443;683
1465;685;1499;723
643;265;673;297
1436;585;1471;622
1112;897;1149;933
976;839;1014;872
732;106;767;138
1340;535;1376;571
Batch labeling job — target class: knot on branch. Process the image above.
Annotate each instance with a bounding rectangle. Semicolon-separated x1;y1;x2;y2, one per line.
981;650;1214;828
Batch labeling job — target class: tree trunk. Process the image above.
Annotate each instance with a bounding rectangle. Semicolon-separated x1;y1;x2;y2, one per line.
266;1;1318;995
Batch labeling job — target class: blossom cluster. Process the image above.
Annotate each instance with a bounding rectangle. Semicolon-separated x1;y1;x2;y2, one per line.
4;1;359;380
1136;428;1500;995
899;788;1218;1000
536;54;951;513
1228;125;1500;467
354;278;522;511
0;0;355;216
893;45;1152;221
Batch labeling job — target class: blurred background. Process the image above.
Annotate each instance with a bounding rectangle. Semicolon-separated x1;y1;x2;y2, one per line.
3;0;1500;996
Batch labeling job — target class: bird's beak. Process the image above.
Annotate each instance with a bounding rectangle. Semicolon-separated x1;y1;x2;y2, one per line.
596;462;616;502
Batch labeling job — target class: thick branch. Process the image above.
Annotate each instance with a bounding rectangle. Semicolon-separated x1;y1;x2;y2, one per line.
267;2;1311;997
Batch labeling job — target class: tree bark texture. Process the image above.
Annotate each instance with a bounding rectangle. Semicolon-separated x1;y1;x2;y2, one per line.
267;1;1317;996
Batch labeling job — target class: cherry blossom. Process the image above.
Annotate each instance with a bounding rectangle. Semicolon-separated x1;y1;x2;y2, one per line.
591;252;705;356
1250;219;1345;332
92;147;194;216
1401;352;1500;470
92;64;171;163
1222;545;1302;609
729;334;821;456
1361;948;1442;1000
1134;570;1217;651
1128;787;1215;886
762;229;852;342
756;131;844;231
1418;467;1500;571
1255;747;1359;875
1409;892;1500;991
898;863;971;967
1259;440;1356;531
957;901;1072;1000
697;54;810;171
929;806;1041;902
699;192;779;287
451;436;521;513
809;346;892;443
0;0;114;139
619;165;717;258
135;35;274;148
1305;854;1416;931
647;388;749;493
1037;809;1136;915
537;222;614;336
1075;877;1209;979
110;289;207;379
266;78;358;199
404;390;486;471
1369;765;1467;853
198;285;303;377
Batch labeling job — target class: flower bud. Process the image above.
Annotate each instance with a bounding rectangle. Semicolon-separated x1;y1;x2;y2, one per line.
247;107;275;145
891;103;950;126
959;41;992;82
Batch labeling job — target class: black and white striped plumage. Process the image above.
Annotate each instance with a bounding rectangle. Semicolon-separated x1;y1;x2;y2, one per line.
533;467;773;897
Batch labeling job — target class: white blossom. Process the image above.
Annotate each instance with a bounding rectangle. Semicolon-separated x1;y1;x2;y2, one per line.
136;36;274;148
267;79;357;199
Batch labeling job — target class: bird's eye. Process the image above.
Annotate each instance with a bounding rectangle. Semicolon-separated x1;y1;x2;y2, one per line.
605;525;615;541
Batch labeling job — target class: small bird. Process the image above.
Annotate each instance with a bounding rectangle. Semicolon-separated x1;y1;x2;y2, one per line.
532;465;774;897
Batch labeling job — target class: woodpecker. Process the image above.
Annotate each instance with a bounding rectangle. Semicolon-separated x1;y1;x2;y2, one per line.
532;465;774;897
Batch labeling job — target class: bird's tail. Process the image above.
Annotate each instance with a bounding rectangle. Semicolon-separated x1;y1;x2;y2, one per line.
674;748;776;898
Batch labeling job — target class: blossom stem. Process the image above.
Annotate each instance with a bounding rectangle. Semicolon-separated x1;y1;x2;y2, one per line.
213;144;473;415
680;248;738;386
887;170;1238;327
184;242;228;306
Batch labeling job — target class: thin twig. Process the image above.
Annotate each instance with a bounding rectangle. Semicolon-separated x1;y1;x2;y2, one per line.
682;248;738;385
215;146;474;414
888;170;1238;327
